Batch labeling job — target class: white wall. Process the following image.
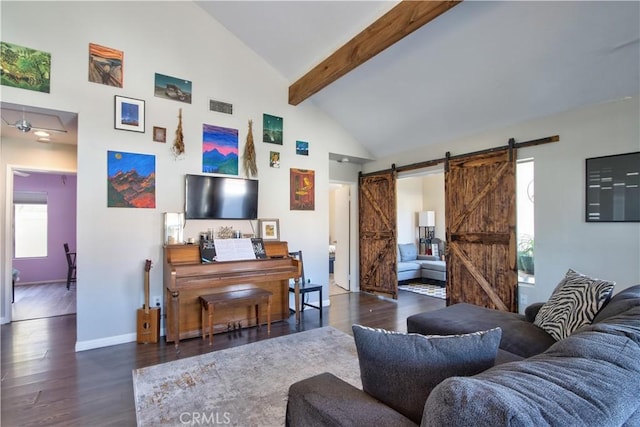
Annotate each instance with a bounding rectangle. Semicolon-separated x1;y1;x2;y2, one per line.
366;97;640;306
1;1;371;348
421;173;446;242
396;177;423;245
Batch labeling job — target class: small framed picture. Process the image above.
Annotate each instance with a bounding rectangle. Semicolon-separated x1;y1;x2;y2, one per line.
153;126;166;143
258;218;280;241
114;95;145;133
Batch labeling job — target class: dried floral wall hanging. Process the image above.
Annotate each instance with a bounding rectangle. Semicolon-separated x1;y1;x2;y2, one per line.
172;108;185;158
243;119;258;177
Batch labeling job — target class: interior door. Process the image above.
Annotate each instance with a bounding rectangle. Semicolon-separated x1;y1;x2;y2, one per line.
445;147;518;312
359;170;398;298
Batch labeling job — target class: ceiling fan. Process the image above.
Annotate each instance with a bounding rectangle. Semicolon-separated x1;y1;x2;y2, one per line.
1;109;68;134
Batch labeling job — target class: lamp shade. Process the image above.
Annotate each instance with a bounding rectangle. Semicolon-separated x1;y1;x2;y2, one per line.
419;211;435;227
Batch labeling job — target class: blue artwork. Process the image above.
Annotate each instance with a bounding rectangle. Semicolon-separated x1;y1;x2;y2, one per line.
107;151;155;208
202;124;238;175
296;140;309;156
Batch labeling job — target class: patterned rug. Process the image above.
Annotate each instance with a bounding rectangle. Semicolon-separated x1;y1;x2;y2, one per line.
399;283;447;299
132;327;361;426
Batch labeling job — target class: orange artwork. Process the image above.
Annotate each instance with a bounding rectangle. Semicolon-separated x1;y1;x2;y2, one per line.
88;43;123;87
290;168;314;211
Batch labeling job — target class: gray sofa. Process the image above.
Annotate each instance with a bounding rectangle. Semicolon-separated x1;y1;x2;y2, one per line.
397;243;446;284
286;284;640;426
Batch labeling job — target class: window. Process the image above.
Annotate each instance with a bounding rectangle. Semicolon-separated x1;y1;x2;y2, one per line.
14;191;48;258
517;159;534;283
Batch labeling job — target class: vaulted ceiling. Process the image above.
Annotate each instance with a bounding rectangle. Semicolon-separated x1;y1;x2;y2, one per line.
199;0;640;160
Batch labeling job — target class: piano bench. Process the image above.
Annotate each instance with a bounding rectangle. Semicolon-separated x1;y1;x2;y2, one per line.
199;287;273;346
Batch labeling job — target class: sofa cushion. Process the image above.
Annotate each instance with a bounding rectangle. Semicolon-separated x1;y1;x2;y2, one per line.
419;260;446;272
397;261;421;273
592;284;640;324
534;269;615;341
423;306;640;426
398;243;418;262
351;324;501;424
286;372;417;427
407;303;556;358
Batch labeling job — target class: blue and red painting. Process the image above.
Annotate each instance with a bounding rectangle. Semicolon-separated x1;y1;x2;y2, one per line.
202;124;238;175
107;151;156;208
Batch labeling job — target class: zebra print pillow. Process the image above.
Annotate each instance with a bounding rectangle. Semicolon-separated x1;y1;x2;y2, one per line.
534;269;615;341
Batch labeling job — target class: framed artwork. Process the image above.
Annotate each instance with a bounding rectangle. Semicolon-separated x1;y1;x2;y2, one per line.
202;124;238;175
290;168;315;210
586;151;639;222
114;95;145;132
296;140;309;156
154;73;192;104
258;218;280;241
88;43;123;87
0;41;51;93
107;151;155;208
270;151;280;168
263;113;283;144
153;126;166;143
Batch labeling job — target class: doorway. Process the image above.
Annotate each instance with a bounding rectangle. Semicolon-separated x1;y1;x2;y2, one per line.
11;170;77;321
329;182;354;295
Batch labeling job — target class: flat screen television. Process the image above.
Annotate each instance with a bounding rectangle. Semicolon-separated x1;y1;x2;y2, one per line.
185;174;259;220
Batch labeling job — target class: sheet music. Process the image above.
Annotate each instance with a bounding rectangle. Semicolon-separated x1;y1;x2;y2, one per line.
213;238;257;261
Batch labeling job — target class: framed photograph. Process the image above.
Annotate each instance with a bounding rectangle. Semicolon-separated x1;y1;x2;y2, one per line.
586;151;639;222
114;95;145;132
153;126;166;143
258;218;280;241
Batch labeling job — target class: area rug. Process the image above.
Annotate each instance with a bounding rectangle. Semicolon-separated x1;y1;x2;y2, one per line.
399;283;447;299
132;327;361;426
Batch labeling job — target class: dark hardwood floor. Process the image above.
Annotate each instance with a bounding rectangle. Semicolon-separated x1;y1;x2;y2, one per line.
1;290;444;426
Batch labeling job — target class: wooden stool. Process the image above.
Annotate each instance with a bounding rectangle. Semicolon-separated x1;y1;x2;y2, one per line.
199;287;273;346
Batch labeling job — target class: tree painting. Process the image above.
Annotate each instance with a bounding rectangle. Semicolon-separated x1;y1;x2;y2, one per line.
0;41;51;93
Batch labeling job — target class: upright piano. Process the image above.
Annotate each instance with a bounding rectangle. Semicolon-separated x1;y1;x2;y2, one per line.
163;241;301;348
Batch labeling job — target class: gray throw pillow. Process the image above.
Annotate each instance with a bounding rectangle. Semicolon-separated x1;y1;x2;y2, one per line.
352;324;502;424
534;268;615;341
398;243;418;261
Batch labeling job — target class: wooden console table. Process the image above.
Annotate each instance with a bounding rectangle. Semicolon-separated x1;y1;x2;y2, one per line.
163;241;301;349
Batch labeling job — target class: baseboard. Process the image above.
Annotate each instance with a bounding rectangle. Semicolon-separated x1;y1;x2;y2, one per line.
75;327;166;352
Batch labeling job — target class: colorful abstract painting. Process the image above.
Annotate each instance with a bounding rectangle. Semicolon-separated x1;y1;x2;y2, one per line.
0;41;51;93
154;73;192;104
88;43;123;87
290;168;315;211
202;124;238;175
296;140;309;156
263;113;283;145
107;151;156;208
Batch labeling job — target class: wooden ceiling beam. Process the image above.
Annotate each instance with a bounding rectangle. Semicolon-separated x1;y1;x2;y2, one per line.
288;0;462;106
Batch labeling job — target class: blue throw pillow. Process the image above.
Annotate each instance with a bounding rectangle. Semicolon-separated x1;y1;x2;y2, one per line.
352;324;501;424
398;243;418;262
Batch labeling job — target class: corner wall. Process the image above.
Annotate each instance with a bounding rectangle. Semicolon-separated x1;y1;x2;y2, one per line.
1;1;371;347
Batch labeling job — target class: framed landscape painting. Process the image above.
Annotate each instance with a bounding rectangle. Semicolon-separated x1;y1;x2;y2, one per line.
202;124;238;175
263;113;283;145
107;151;156;208
154;73;192;104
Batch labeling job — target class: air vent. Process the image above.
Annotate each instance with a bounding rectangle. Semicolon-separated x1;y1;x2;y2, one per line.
209;99;233;115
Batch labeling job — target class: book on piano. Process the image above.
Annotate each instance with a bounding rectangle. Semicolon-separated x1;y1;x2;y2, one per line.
199;239;216;263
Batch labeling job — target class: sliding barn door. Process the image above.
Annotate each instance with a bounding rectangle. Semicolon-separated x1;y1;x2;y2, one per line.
359;170;398;298
445;147;518;312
